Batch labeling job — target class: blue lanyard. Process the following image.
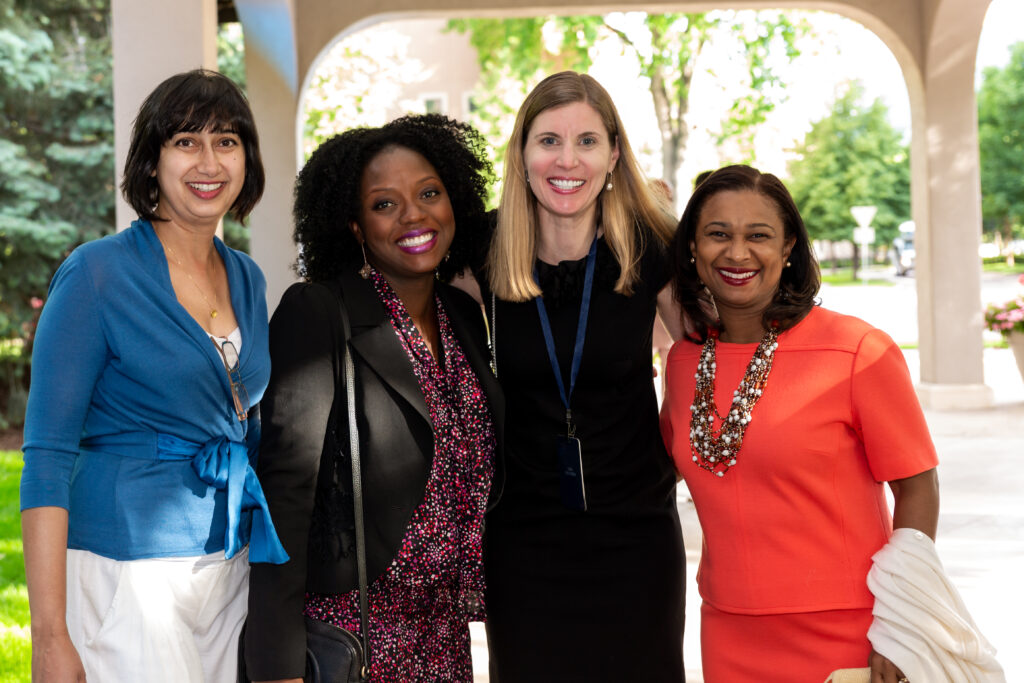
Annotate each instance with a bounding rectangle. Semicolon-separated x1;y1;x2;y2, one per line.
533;236;598;436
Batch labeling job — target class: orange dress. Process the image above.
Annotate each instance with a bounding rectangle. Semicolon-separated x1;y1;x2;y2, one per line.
660;307;938;681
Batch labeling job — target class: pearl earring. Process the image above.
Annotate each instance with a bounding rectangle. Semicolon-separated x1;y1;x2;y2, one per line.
605;172;613;191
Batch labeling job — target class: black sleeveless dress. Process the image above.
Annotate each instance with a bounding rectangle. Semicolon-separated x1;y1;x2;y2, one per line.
481;234;685;682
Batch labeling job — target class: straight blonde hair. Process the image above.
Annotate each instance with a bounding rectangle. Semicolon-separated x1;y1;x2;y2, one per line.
487;71;676;301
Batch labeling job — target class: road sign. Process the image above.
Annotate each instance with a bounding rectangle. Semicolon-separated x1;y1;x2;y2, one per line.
853;227;876;244
851;205;877;228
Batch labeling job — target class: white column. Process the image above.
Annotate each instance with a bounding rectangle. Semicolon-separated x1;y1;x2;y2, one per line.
111;0;218;232
914;0;992;409
235;0;301;313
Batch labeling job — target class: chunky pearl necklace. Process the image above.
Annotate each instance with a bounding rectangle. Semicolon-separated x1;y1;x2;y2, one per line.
689;327;779;477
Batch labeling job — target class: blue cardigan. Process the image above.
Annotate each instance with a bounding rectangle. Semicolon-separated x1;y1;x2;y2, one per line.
20;220;283;561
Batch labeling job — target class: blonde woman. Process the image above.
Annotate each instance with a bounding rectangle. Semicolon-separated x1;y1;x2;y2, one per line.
467;71;686;682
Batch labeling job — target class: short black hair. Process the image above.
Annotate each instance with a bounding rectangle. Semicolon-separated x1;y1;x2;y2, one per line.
121;69;265;223
671;164;820;341
293;114;493;283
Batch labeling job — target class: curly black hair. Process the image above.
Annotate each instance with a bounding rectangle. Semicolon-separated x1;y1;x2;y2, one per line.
293;114;493;283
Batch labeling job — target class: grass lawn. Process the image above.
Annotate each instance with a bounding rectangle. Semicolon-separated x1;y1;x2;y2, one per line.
820;268;895;286
981;260;1024;275
899;338;1009;350
0;451;29;682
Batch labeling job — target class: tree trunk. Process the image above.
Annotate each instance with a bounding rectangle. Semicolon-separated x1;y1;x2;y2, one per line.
645;20;701;196
649;68;679;197
1004;217;1016;267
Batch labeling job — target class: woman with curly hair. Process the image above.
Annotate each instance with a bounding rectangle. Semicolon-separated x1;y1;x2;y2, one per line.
244;114;502;683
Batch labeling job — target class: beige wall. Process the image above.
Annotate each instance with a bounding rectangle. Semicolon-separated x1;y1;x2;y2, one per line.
380;18;481;121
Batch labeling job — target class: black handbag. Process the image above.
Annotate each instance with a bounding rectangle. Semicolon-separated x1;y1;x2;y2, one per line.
300;612;363;683
240;292;370;683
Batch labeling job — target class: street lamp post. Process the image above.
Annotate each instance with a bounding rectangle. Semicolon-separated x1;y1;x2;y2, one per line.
850;205;878;285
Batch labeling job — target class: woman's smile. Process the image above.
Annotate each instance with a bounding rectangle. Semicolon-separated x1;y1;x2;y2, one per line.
716;267;760;286
396;229;439;253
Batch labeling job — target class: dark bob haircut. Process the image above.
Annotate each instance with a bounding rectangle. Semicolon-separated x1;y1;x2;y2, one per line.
120;69;265;224
293;114;493;284
671;164;820;342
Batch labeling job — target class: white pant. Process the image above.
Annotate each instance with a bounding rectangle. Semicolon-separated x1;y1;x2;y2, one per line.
66;547;249;682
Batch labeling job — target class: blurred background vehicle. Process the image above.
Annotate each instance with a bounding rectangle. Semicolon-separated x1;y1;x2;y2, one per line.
892;221;916;276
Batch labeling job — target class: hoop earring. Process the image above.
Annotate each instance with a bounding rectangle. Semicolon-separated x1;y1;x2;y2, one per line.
359;242;372;279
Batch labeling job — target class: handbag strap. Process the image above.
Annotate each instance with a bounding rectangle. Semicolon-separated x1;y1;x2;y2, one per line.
487;291;498;377
336;293;370;679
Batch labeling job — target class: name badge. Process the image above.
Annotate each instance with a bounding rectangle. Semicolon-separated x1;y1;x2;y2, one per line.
556;435;587;511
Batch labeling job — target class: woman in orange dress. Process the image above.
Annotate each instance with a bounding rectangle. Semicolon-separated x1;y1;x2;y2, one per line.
659;165;939;682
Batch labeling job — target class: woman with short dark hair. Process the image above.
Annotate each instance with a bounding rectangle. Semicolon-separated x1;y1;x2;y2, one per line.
121;70;265;223
661;164;940;682
20;69;284;682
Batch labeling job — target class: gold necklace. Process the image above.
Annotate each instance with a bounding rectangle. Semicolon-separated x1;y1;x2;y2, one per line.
163;242;219;318
689;327;779;477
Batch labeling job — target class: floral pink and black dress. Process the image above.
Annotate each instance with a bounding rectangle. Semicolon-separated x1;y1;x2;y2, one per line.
304;271;495;682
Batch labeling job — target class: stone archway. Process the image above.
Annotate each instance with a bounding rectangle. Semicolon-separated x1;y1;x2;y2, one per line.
111;0;995;408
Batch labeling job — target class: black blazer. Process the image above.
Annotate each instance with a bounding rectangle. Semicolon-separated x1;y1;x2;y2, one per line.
245;270;504;680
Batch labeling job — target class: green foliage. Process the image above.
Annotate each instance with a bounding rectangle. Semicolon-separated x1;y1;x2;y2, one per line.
213;24;251;255
787;81;909;262
0;0;114;427
448;12;806;193
984;292;1024;336
715;12;804;158
217;22;246;91
0;0;114;349
978;41;1024;244
981;258;1024;274
0;451;29;681
820;270;894;287
222;216;250;254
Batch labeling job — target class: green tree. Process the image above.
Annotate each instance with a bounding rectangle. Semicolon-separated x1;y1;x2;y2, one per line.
787;81;909;278
216;22;251;253
0;0;114;344
448;11;804;195
0;0;113;425
977;41;1024;256
217;22;246;91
